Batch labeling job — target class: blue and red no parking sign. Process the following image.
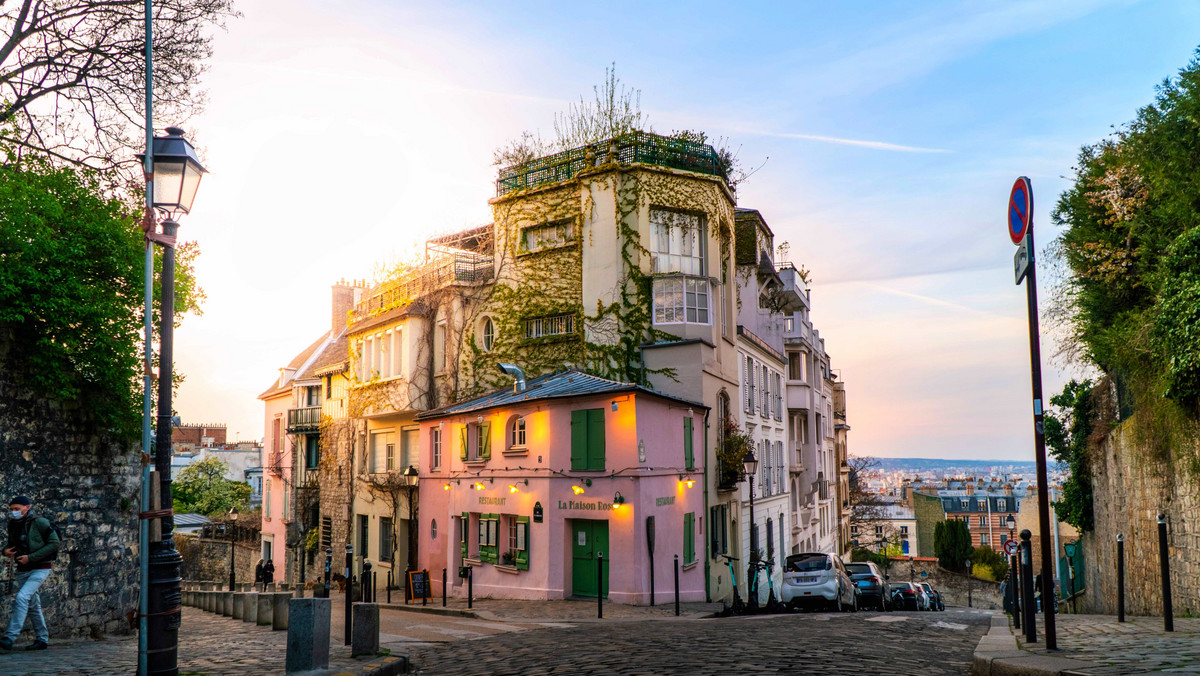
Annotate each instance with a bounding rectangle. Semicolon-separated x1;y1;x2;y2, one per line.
1008;176;1033;245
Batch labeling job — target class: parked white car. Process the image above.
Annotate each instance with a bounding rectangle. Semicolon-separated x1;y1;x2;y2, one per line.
781;552;857;612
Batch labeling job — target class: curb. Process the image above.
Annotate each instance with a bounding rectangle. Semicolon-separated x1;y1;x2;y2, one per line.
376;603;482;619
971;614;1100;676
324;654;408;676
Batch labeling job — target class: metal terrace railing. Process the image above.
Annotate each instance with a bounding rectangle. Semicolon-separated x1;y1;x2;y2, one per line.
495;131;727;196
351;252;494;322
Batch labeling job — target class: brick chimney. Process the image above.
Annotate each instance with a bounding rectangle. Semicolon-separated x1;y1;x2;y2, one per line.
331;279;363;333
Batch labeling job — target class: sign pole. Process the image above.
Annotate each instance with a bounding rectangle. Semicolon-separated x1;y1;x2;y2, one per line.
1009;176;1056;650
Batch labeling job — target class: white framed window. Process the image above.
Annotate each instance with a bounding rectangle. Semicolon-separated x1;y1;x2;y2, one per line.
760;364;769;416
434;320;447;372
370;430;394;474
652;277;709;324
650;209;704;275
430;428;442;471
521;220;576;253
997;499;1007;511
960;498;969;509
509;416;526;448
744;355;755;413
481;317;495;351
980;533;989;546
401;427;419;469
524;314;574;338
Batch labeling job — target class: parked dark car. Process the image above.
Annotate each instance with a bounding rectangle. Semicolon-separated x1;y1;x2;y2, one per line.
888;582;922;611
919;582;945;611
845;561;890;611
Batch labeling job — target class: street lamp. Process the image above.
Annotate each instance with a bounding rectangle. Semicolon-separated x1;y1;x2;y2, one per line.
227;507;239;591
742;450;759;610
403;465;419;574
137;124;207;676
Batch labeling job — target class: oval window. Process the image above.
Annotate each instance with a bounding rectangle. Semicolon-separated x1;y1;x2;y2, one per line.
482;318;495;352
431;518;438;540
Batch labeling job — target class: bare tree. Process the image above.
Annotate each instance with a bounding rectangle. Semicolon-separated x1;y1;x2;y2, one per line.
0;0;238;180
847;456;894;545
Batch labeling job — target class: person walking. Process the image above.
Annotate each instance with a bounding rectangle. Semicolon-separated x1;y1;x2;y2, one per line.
263;559;275;588
255;558;265;591
2;496;60;651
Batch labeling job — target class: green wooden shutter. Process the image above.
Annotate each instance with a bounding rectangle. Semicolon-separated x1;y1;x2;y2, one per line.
586;408;606;470
480;422;491;460
515;516;530;570
684;512;695;564
481;514;498;563
460;512;468;559
571;410;587;470
459;426;468;460
683;417;694;470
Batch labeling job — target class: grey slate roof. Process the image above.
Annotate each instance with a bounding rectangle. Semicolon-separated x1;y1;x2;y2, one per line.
415;369;706;420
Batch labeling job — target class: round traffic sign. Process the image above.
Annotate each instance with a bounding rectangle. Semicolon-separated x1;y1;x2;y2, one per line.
1008;176;1033;245
1004;539;1019;556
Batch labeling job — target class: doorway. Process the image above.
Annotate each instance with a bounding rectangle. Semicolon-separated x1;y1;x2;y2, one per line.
571;520;609;598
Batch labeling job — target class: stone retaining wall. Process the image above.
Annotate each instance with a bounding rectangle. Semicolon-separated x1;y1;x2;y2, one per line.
883;558;1003;609
1077;423;1200;616
178;536;261;585
0;334;140;638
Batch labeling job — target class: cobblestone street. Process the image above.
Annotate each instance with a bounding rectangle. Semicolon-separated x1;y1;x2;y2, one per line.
408;608;993;675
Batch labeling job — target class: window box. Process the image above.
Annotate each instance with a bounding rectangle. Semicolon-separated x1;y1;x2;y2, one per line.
495;564;521;575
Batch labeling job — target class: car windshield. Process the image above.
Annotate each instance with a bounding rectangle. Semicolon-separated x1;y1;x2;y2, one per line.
845;563;872;576
787;554;830;572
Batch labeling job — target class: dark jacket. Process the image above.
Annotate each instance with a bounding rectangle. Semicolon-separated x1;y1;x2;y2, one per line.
263;560;275;583
5;513;60;572
255;562;264;582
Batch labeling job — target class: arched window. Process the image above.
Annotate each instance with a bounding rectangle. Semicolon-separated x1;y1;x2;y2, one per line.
509;415;526;448
482;317;495;352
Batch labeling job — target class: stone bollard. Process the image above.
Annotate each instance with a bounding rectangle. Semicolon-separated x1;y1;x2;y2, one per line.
257;593;273;626
272;592;291;630
351;603;379;657
201;582;213;591
286;598;331;673
201;591;212;613
233;592;245;620
243;592;258;624
215;591;226;616
221;591;234;617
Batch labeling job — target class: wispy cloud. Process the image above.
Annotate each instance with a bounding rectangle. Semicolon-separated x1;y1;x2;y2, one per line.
746;129;949;153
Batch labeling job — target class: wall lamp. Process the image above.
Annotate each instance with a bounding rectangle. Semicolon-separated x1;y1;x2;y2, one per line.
679;474;694;488
572;478;592;495
612;491;625;509
509;479;528;494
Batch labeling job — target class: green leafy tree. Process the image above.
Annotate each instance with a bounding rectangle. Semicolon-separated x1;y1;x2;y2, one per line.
1044;380;1096;532
933;519;974;573
172;456;250;517
0;159;202;439
970;545;1009;582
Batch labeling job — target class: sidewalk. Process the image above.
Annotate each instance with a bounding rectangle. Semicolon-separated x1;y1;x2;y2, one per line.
375;595;724;622
973;611;1200;675
0;606;402;676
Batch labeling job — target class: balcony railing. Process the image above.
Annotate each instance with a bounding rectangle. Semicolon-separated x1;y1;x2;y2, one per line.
496;131;727;196
352;252;494;322
287;406;321;433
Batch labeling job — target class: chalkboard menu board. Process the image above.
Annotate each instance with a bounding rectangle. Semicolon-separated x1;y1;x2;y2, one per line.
407;570;432;600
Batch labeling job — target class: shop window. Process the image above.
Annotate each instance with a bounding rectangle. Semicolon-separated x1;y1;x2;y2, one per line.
683;512;696;565
478;513;499;563
506;515;529;570
570;409;605;471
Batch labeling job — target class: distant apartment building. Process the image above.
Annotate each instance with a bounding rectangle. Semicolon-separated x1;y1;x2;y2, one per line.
938;478;1023;551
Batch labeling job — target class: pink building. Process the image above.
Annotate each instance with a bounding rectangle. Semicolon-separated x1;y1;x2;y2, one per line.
415;369;707;604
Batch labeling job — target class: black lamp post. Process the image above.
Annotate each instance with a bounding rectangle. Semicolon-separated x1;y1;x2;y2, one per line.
227;507;239;591
742;450;758;610
403;465;419;573
1006;513;1019;624
138;126;206;676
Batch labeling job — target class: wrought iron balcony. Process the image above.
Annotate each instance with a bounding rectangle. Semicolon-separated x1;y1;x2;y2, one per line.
287;406;321;433
351;252;494;323
496;131;727;196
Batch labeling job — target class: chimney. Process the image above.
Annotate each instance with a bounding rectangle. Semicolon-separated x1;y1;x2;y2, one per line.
965;483;974;496
331;279;363;333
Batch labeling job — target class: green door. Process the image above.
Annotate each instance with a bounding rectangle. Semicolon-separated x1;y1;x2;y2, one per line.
571;520;609;598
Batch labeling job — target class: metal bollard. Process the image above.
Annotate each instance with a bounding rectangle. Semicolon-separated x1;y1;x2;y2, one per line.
1020;530;1036;644
1158;514;1173;632
597;553;604;619
387;570;392;605
363;560;373;603
674;554;680;617
442;568;447;607
323;547;332;599
1117;534;1125;623
1010;554;1021;630
344;544;353;646
467;566;473;609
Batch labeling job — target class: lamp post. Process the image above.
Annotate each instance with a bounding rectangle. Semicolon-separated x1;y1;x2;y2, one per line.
138;126;207;676
1007;514;1019;627
227;507;239;591
403;465;419;574
742;450;758;610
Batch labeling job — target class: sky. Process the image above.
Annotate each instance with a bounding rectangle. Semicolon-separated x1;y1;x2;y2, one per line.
172;0;1200;460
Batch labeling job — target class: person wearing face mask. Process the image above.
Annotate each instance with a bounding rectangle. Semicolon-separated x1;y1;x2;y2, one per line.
1;496;59;651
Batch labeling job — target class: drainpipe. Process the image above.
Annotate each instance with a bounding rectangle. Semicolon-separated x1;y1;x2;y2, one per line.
703;407;711;603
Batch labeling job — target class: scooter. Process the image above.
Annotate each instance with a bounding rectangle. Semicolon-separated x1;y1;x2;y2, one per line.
720;554;746;616
759;559;782;613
